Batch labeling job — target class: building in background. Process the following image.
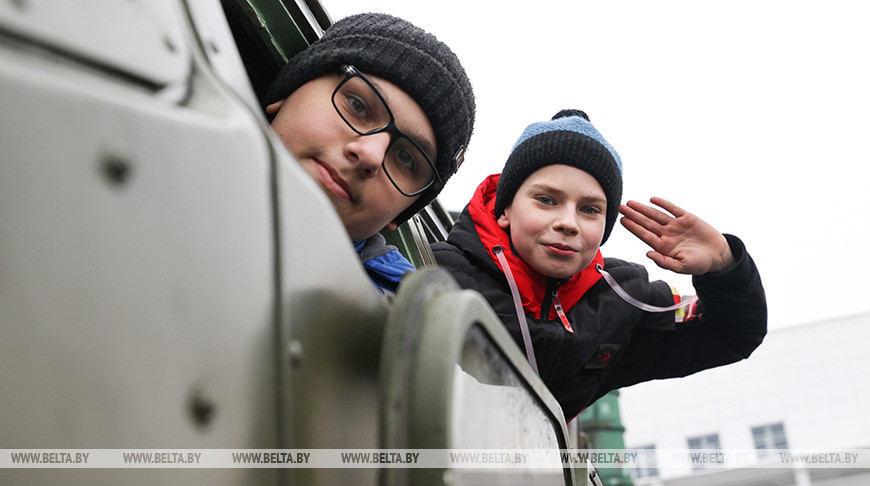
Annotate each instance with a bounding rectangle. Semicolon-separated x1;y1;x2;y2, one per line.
579;390;635;485
618;312;870;485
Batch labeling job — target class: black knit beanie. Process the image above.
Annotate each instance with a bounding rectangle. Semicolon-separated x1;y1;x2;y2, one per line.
264;13;476;226
494;109;623;245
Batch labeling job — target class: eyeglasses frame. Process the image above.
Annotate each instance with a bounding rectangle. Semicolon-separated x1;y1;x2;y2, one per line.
331;65;442;197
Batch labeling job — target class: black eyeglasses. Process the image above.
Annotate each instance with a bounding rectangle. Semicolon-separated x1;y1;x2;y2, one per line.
331;65;440;197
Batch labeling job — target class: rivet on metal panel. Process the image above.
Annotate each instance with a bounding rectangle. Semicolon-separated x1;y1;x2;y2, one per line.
287;340;304;367
188;388;217;428
99;155;133;187
163;35;177;53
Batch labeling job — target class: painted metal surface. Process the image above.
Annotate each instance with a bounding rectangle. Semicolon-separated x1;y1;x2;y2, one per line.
0;0;189;88
0;1;584;485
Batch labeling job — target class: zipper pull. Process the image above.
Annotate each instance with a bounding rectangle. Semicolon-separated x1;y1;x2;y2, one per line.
552;294;574;333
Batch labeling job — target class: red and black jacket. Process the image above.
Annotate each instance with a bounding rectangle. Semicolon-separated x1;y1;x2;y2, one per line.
432;174;767;419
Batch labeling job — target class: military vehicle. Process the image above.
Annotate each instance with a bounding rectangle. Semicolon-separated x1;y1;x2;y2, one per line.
1;1;598;484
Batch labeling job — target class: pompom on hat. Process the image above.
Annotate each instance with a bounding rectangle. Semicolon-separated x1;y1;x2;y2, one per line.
494;109;623;245
265;13;476;225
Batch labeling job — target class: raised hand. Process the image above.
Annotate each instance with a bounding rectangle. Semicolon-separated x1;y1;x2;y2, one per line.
618;197;735;275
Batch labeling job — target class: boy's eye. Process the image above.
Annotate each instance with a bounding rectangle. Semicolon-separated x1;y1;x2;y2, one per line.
580;205;603;215
392;148;418;172
345;95;369;119
535;196;556;206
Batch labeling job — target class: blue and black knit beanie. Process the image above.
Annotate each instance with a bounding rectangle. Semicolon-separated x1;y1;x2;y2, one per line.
494;109;623;244
264;13;476;225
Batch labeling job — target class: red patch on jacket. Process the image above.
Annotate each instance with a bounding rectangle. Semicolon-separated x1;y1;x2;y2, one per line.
584;344;622;370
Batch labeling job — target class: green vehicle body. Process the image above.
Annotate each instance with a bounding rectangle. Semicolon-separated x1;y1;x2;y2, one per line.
0;1;594;484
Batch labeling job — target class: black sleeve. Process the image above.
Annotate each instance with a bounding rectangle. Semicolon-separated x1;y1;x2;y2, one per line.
431;241;484;294
599;234;768;391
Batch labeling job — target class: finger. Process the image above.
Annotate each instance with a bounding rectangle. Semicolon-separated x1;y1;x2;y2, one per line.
649;197;687;218
620;215;662;249
624;200;672;226
646;252;673;272
646;251;686;274
645;251;669;270
619;205;661;236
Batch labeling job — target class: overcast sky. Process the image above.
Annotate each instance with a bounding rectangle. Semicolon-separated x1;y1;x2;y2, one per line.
323;0;870;331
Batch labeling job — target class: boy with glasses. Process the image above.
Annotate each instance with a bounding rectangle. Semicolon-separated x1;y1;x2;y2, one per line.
264;13;475;292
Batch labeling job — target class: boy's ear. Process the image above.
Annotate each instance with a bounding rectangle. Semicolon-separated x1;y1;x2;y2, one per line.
384;221;399;232
497;213;510;229
265;100;284;115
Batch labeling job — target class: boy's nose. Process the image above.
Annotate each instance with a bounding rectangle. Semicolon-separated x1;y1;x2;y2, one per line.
553;211;580;235
347;132;391;177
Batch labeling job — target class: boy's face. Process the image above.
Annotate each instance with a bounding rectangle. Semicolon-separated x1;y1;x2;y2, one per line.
497;164;607;279
267;72;435;241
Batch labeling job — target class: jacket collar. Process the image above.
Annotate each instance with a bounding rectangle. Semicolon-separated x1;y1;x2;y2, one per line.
354;234;415;293
466;174;603;319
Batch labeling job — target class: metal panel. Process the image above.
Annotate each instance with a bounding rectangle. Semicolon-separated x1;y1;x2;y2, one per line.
0;0;189;88
270;129;391;486
380;268;582;485
0;2;277;483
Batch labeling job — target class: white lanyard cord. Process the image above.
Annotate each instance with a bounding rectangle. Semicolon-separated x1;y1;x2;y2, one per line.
596;264;697;312
490;251;695;375
493;246;539;375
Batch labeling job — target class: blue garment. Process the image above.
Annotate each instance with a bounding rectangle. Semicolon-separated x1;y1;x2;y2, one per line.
354;234;415;293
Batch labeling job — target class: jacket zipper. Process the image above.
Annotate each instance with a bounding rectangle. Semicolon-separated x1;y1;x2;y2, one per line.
540;279;574;333
553;293;574;333
539;279;558;320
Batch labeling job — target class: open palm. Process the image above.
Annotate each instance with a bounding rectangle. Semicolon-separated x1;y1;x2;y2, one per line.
618;197;735;275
